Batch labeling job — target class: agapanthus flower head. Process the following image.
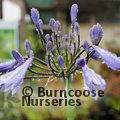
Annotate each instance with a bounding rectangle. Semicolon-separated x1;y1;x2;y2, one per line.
49;18;55;30
63;35;69;43
54;21;61;32
76;56;86;69
74;22;80;34
90;23;103;46
0;58;33;95
45;34;50;42
46;41;52;52
58;31;62;39
57;55;64;69
93;45;120;70
38;19;43;31
31;8;40;27
69;32;75;40
70;4;78;25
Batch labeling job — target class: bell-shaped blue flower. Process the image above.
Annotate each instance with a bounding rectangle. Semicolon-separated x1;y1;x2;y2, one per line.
76;56;106;100
93;45;120;70
0;57;33;95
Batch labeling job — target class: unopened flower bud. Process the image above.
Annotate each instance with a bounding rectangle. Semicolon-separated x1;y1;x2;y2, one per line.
69;32;75;40
49;18;55;30
70;4;78;25
38;19;43;31
82;40;89;50
46;41;52;52
31;8;40;27
90;23;103;45
58;55;64;69
74;22;80;34
45;34;50;42
54;21;61;31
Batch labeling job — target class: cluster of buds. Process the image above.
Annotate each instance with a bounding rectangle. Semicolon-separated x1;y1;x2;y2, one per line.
0;4;119;99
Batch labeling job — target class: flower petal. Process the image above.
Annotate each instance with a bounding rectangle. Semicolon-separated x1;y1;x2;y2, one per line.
0;58;33;94
93;45;120;70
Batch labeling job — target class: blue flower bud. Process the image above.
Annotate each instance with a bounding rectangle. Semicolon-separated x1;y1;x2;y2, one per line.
90;23;103;45
31;8;40;27
63;35;69;43
45;34;50;42
49;18;55;30
82;40;89;50
54;21;61;31
38;19;43;31
51;33;54;42
46;41;52;51
25;40;31;53
74;22;80;34
70;4;78;25
69;32;75;40
58;55;64;69
11;50;24;63
76;56;86;69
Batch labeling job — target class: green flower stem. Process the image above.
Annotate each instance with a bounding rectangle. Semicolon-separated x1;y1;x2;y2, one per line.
67;75;74;120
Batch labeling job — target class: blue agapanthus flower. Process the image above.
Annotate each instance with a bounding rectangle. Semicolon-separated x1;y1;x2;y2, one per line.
0;3;119;102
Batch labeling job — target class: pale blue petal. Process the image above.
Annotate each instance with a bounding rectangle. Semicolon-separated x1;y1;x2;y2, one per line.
93;45;120;70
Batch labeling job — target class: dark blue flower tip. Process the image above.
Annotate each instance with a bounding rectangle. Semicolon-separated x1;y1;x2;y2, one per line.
70;4;78;25
82;40;90;50
38;19;43;31
76;56;86;69
57;55;64;69
45;34;50;42
89;47;98;60
90;23;103;46
31;8;40;26
74;22;80;34
11;50;24;63
54;21;61;31
63;35;69;43
58;31;62;38
46;41;52;52
49;18;55;30
93;45;120;70
25;40;31;53
69;32;75;40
